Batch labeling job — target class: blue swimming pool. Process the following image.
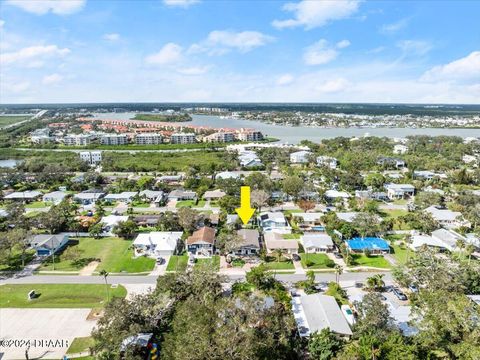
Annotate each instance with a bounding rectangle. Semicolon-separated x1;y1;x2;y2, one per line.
311;226;325;232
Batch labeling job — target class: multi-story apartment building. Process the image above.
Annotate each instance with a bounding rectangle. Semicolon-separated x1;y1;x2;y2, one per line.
171;133;196;144
63;134;94;146
100;134;128;145
237;130;263;142
135;133;163;145
203;132;235;143
79;151;102;165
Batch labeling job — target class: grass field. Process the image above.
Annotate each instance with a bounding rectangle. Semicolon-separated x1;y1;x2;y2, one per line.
0;115;30;128
349;254;392;269
0;284;126;308
39;237;155;273
67;337;94;354
195;255;220;270
166;255;189;271
25;201;50;209
300;253;335;269
391;244;410;265
176;200;206;208
263;256;295;270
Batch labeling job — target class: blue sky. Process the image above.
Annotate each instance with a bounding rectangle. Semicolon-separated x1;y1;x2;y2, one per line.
1;0;479;103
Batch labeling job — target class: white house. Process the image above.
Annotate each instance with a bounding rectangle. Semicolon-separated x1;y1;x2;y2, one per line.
4;190;43;202
385;183;415;200
292;294;352;338
258;212;291;233
104;192;138;204
410;229;468;252
324;190;350;200
316;156;338;169
393;144;408;155
264;232;298;254
301;234;335;253
132;231;182;257
100;215;129;235
42;191;67;204
290;150;312;164
425;206;467;228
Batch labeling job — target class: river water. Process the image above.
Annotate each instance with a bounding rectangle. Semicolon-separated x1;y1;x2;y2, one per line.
92;113;480;144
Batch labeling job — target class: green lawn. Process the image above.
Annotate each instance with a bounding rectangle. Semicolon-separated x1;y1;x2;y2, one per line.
349;254;392;269
132;201;151;208
263;256;295;270
283;233;302;239
25;201;50;209
0;115;30;128
166;255;188;271
195;255;220;270
176;200;206;208
0;284;126;308
300;253;335;269
67;337;94;354
391;244;410;265
39;237;155;273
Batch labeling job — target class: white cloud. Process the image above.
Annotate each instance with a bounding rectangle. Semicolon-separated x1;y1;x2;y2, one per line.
0;20;5;28
176;66;210;75
315;78;349;93
6;0;85;15
163;0;200;8
397;40;432;55
103;33;120;41
276;74;295;85
380;17;410;34
1;45;70;66
336;39;351;49
421;51;480;83
145;43;183;65
42;73;63;85
272;0;360;30
190;30;274;54
3;81;31;94
303;39;349;66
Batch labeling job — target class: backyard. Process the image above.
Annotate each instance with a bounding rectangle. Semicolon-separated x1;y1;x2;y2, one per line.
38;237;155;274
0;284;127;308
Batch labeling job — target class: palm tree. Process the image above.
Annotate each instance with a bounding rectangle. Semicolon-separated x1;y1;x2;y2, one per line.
456;239;466;259
334;264;343;284
366;274;385;292
465;243;475;264
274;248;284;263
99;269;110;302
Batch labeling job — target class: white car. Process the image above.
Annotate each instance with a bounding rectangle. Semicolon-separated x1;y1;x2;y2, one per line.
341;305;355;326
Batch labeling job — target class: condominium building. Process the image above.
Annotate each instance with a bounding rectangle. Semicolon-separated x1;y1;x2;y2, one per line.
203;132;235;143
100;134;128;145
136;133;163;145
237;130;263;142
80;151;102;165
171;133;196;144
63;134;94;146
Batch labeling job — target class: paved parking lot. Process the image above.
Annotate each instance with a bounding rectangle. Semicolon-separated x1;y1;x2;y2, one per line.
0;308;96;359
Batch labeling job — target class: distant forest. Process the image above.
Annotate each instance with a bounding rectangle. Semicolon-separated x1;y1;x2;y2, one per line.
2;102;480;116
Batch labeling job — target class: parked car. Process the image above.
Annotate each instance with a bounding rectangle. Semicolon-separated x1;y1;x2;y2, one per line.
341;305;356;326
333;252;343;259
393;288;408;301
355;281;363;288
408;284;419;293
292;254;301;261
156;257;164;264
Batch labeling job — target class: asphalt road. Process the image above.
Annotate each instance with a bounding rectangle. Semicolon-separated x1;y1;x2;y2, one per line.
0;272;393;285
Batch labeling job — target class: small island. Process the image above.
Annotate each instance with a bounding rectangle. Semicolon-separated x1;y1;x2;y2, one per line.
132;113;192;122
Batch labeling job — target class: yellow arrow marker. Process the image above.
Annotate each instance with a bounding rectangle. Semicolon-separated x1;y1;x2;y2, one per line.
235;186;255;224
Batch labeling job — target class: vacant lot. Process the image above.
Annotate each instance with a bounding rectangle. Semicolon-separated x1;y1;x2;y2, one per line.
0;115;30;128
166;255;188;271
39;237;155;273
349;254;391;269
300;253;335;269
195;255;220;270
0;284;126;308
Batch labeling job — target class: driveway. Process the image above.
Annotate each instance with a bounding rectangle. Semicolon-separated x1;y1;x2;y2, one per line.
0;308;96;359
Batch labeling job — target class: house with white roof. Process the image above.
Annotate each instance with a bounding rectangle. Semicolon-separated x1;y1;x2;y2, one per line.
425;206;467;228
203;189;226;201
4;190;43;203
264;232;298;255
216;171;240;180
100;215;129;235
258;212;291;233
132;231;182;257
104;192;138;204
238;150;263;168
301;233;335;253
324;190;350;201
42;191;67;204
316;156;338;169
393;144;408;155
290;150;312;164
291;212;323;226
385;183;415;200
410;228;471;252
292;294;352;338
73;191;105;205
